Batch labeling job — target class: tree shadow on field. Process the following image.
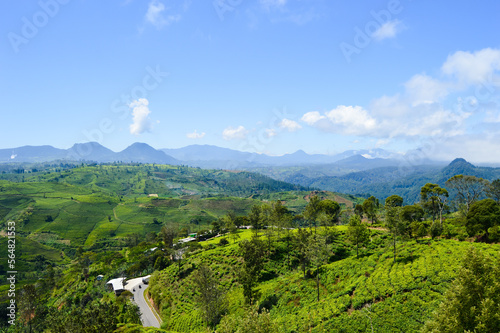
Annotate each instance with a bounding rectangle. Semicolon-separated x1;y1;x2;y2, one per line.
395;254;420;264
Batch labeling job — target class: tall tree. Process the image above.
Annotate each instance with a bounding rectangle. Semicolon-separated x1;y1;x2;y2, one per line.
445;175;489;215
465;198;500;238
421;183;449;227
18;284;39;333
272;200;290;239
223;211;239;243
294;228;312;277
346;215;370;258
306;233;330;301
385;195;407;263
385;195;403;208
304;195;322;230
422;247;500;333
248;205;264;233
318;199;341;227
362;196;379;224
193;264;227;327
159;225;177;248
486;179;500;204
239;236;265;304
354;204;364;218
401;204;425;239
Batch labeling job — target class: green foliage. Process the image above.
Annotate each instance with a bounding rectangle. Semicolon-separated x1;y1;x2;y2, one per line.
216;306;278;333
362;196;379;224
422;247;500;333
346;215;370;257
486;178;500;204
385;195;403;208
303;195;322;228
318;199;341;226
421;183;448;225
239;236;265;304
445;174;489;214
193;265;227;327
466;198;500;238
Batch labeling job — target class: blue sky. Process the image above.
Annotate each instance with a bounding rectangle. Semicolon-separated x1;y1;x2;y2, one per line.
1;0;500;163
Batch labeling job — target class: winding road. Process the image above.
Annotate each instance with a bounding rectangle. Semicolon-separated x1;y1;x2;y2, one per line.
124;276;161;328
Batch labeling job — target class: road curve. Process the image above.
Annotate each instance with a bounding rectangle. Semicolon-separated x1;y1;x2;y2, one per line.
125;276;161;328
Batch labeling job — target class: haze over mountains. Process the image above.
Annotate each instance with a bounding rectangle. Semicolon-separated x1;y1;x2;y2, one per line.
3;142;500;204
1;142;410;168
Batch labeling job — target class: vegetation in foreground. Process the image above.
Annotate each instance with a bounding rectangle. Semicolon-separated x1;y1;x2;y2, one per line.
0;163;499;332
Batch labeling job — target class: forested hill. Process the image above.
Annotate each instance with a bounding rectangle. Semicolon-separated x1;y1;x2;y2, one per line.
281;158;500;203
0;163;309;198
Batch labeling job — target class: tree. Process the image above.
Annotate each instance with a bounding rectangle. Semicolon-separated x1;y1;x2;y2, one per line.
18;284;39;333
446;174;489;215
249;205;264;233
346;215;370;258
159;225;177;248
486;179;500;204
385;195;403;208
271;200;291;239
362;196;379;224
354;204;364;218
465;198;500;238
318;199;341;227
223;211;239;243
401;204;425;239
422;247;500;333
239;236;265;304
193;264;227;327
421;183;448;227
385;196;408;263
303;195;322;230
294;228;312;277
306;233;330;301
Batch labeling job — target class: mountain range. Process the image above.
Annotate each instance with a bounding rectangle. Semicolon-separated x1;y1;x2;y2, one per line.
2;142;404;168
2;142;499;203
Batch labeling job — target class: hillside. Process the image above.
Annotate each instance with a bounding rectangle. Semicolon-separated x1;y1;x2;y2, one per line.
0;164;314;249
147;228;500;332
277;159;500;203
0;160;499;332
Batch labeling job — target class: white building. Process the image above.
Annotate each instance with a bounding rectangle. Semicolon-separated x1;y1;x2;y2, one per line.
106;277;126;296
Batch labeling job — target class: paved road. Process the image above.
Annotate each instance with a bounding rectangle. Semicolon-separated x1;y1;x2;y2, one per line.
125;276;161;328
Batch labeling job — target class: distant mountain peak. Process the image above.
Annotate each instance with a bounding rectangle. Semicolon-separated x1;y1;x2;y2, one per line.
449;157;469;165
291;149;308;156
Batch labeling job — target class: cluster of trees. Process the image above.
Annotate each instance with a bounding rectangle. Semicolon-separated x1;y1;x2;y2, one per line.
350;175;500;243
423;247;500;332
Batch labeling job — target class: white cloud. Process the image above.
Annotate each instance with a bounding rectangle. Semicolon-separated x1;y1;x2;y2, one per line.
186;130;205;139
265;128;277;138
372;19;404;41
302;106;377;136
145;0;181;29
430;134;500;164
442;48;500;85
279;118;302;132
129;98;152;136
404;74;450;106
222;126;249;140
303;48;500;162
301;111;325;125
325;106;377;134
